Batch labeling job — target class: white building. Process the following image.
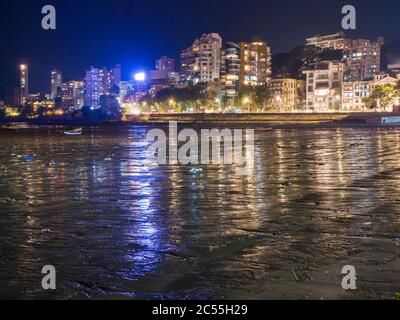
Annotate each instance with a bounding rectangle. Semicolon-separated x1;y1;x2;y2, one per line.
303;61;345;112
342;74;399;111
180;33;222;84
342;81;372;111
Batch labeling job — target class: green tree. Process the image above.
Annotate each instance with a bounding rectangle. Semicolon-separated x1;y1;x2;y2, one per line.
150;84;205;112
363;84;400;111
238;85;271;111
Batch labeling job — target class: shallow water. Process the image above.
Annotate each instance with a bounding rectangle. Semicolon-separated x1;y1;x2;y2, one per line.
0;126;399;299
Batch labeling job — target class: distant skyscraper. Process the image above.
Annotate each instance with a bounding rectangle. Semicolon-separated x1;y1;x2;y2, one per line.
51;69;63;99
239;38;272;87
156;56;175;72
180;33;222;84
19;59;29;104
85;67;100;107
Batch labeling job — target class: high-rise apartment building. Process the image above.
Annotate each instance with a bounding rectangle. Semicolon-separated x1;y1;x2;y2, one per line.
220;42;241;99
99;67;111;95
85;67;100;107
343;37;384;82
180;33;222;84
239;38;272;87
51;69;63;99
19;59;29;104
60;81;85;111
303;61;345;112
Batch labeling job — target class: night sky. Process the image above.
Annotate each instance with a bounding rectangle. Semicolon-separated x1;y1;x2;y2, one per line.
1;0;399;97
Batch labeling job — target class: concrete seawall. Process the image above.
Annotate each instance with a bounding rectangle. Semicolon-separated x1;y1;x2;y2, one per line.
125;112;400;125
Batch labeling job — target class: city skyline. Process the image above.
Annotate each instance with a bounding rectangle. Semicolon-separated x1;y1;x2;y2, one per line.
1;30;395;97
1;0;400;96
3;29;399;114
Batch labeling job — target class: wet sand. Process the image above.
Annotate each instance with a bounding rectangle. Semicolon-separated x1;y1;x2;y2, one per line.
0;125;399;300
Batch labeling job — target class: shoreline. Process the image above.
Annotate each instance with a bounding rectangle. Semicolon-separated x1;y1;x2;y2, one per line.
1;112;400;129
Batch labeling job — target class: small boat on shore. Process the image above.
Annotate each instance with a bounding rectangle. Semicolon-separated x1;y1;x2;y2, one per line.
63;127;83;136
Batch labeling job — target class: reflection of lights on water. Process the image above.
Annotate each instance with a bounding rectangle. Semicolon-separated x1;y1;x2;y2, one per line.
119;144;171;276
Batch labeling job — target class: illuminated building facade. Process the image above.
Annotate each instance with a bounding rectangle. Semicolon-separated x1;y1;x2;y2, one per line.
61;81;85;111
343;37;384;82
239;38;271;87
342;74;398;111
180;33;222;84
303;61;345;112
19;59;29;104
99;67;111;95
269;78;306;112
51;69;63;99
85;67;100;107
221;41;240;99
